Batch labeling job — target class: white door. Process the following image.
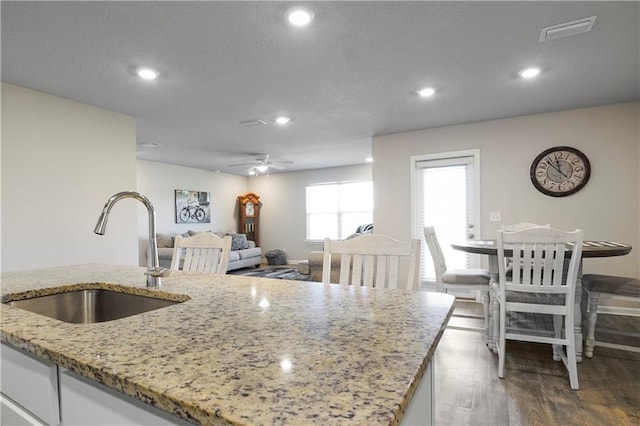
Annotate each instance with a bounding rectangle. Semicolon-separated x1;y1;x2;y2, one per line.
411;150;481;290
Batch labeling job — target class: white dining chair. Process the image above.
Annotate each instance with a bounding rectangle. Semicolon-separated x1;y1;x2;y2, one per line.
494;227;583;390
424;226;491;339
170;232;232;274
322;233;421;290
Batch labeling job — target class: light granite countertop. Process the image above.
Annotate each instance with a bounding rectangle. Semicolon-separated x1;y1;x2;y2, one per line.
1;264;454;425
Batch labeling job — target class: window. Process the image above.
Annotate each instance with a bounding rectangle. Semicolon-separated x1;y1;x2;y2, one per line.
306;181;373;240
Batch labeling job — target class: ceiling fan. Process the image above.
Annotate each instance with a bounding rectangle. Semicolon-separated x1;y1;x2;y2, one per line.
228;154;293;175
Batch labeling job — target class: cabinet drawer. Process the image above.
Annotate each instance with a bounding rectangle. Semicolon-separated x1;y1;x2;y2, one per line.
1;343;60;425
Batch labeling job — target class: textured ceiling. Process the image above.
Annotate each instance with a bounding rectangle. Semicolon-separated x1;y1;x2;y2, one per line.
2;1;638;175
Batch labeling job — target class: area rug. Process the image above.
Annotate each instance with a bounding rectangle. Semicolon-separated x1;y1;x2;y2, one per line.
228;267;314;281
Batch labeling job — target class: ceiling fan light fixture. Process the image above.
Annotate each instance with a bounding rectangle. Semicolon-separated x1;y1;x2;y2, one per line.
286;7;314;27
256;165;269;173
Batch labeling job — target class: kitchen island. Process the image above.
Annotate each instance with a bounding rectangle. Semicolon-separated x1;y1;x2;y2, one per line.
1;264;454;425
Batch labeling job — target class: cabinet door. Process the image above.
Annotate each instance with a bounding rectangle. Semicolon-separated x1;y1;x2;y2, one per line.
59;369;192;425
1;343;60;425
1;394;46;425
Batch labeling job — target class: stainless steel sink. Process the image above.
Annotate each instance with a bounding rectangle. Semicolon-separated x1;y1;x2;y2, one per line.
5;289;184;323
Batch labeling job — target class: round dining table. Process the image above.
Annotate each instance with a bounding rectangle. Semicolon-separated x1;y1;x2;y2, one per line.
451;239;632;362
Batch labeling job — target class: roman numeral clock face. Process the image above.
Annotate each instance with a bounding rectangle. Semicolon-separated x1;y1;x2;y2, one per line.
530;146;591;197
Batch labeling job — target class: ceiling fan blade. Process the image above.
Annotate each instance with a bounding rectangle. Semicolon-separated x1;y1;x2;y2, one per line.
268;164;287;170
228;162;257;167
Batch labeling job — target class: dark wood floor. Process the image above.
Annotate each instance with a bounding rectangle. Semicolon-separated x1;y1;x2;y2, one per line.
435;301;639;426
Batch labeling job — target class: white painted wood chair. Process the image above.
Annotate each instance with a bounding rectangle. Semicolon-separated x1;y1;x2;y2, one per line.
495;227;583;390
423;226;491;339
582;274;640;358
321;233;421;290
170;233;232;274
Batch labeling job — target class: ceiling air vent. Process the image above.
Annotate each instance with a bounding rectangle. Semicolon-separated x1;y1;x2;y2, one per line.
540;16;597;42
239;119;267;127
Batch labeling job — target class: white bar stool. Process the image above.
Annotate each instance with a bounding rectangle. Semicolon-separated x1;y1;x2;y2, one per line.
582;274;640;358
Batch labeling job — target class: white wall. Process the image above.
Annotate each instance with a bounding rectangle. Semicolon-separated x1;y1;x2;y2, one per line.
373;102;640;278
136;160;247;265
1;83;138;271
248;164;372;261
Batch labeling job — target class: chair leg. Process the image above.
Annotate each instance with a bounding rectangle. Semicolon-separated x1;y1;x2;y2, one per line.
552;314;562;361
497;303;506;379
481;290;490;342
490;293;500;353
584;290;600;359
565;315;579;390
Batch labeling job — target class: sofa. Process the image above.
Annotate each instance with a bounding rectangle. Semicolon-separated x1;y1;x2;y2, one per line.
154;230;262;272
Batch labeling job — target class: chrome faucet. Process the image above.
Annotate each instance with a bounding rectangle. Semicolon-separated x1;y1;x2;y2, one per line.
94;191;168;287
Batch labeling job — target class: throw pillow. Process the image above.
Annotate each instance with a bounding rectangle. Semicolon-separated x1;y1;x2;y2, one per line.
156;233;174;248
230;233;249;251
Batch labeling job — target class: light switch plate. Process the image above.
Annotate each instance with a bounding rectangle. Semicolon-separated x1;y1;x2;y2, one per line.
489;211;501;222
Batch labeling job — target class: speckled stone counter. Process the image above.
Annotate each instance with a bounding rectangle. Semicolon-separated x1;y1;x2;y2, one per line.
1;264;454;425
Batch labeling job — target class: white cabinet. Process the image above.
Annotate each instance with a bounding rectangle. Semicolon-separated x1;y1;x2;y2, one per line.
401;358;434;426
59;369;192;425
1;343;60;425
1;343;191;426
1;394;46;425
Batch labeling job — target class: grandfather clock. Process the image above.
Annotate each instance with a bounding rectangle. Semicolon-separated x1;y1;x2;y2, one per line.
238;192;260;246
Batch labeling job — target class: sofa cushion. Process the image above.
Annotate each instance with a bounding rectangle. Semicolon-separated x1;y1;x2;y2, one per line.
188;229;220;237
229;233;249;250
238;247;262;260
228;251;241;262
156;233;174;248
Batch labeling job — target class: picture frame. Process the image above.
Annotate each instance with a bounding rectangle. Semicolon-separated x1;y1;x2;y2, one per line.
175;189;211;223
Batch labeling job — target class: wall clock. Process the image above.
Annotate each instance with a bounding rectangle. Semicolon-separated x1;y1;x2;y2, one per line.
530;146;591;197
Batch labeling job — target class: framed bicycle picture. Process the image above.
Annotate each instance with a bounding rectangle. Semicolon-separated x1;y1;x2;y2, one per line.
175;189;211;223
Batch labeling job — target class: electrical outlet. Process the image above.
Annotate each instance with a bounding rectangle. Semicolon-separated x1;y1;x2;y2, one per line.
489;211;501;222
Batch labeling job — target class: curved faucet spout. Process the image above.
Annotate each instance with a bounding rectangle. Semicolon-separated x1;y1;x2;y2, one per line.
94;191;167;287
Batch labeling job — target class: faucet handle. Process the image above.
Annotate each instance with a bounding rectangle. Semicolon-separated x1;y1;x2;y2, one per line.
145;267;170;278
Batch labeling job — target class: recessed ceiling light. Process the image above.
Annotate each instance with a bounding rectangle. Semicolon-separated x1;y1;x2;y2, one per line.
275;116;291;125
519;67;541;79
137;68;159;80
417;87;436;97
286;7;314;26
366;156;374;163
